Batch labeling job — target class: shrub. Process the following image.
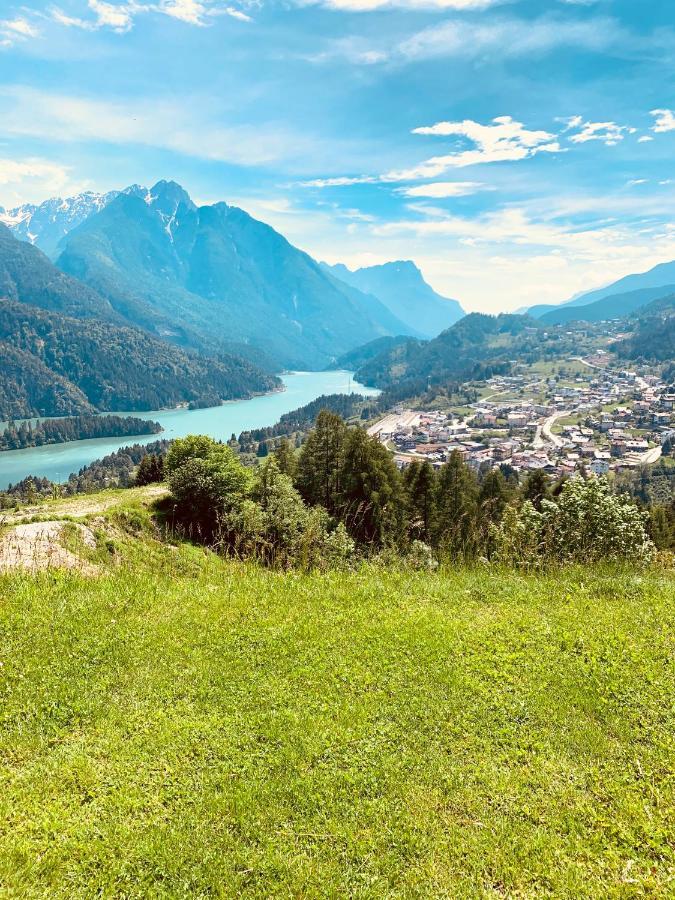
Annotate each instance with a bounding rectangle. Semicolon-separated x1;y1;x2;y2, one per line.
493;476;655;566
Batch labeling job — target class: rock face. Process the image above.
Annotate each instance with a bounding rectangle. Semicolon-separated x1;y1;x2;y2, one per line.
55;180;411;369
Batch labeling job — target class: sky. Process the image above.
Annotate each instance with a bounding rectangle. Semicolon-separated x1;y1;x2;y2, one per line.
2;0;675;312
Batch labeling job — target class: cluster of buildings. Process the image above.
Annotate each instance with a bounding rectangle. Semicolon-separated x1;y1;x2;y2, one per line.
369;362;674;479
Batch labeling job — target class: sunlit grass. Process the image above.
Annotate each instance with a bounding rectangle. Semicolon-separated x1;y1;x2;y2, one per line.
0;536;673;896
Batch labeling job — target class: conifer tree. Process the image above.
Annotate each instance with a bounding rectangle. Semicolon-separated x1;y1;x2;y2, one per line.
403;460;438;543
434;450;479;558
338;426;404;548
296;410;348;514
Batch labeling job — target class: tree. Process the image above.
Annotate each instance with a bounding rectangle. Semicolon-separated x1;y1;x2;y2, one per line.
493;476;655;566
296;410;348;515
135;453;164;486
403;460;437;543
521;469;551;511
256;440;269;458
338;426;404;548
273;438;297;479
434;450;479;558
166;436;252;541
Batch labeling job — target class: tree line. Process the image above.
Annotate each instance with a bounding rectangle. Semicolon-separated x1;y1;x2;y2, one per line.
0;415;162;452
164;410;657;569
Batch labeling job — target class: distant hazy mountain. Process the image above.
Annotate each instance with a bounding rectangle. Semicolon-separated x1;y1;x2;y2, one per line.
56;180;410;369
539;284;675;326
0;222;116;320
323;260;464;338
0;188;144;259
529;258;675;319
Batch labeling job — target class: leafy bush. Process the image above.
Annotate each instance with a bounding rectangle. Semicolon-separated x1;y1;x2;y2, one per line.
493;476;655;566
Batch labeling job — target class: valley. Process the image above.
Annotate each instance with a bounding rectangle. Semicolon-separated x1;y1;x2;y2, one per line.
0;370;378;489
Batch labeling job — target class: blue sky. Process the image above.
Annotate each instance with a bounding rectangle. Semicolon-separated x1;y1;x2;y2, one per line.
2;0;675;311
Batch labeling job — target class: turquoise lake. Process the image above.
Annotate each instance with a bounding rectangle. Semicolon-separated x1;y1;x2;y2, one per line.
0;371;378;489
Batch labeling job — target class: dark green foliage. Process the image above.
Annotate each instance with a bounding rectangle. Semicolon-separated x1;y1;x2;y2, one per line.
0;222;114;319
331;335;416;371
0;414;161;451
354;313;540;391
238;393;365;447
403;460;437;543
0;299;279;417
273;438;297;479
1;439;171;501
134;453;165;486
615;309;675;362
295;410;348;515
166;437;252;542
521;469;552;510
434;450;479;559
337;427;404;548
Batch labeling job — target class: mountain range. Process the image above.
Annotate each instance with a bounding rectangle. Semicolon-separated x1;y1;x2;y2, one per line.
0;181;469;371
0;190;123;259
0;223;280;418
527;259;675;324
322;261;464;339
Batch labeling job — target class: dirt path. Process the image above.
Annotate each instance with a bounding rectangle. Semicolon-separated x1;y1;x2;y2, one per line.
1;484;168;525
0;521;99;574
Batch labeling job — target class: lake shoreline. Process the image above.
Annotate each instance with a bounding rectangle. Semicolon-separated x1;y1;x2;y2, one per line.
0;372;378;490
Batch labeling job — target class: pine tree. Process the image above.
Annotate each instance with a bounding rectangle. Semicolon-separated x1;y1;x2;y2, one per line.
403;460;438;543
434;450;479;558
521;469;551;510
338;426;404;548
273;437;297;479
296;410;348;515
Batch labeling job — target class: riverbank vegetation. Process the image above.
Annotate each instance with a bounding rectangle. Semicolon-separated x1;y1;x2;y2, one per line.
0;414;161;452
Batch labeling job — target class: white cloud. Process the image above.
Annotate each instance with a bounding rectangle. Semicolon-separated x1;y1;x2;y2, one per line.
566;119;634;146
0;158;89;206
50;0;251;32
318;0;502;10
385;116;561;176
398;15;622;62
627;179;647;187
398;181;488;198
301;175;377;187
638;135;654;143
0;16;40;45
0;86;330;169
651;109;675;133
88;0;133;31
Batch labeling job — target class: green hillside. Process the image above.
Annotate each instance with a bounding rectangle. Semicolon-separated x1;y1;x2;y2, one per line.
0;299;279;417
0;490;673;896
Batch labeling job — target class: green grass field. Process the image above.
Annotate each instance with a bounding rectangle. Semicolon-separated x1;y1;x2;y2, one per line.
1;519;674;897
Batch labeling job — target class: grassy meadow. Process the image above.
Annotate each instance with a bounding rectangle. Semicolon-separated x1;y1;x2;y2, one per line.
0;503;673;896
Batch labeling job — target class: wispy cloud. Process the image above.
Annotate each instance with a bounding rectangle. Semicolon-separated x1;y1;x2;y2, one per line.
398;181;489;198
0;15;40;46
563;118;636;146
314;0;504;10
0;86;329;168
398;14;622;62
49;0;251;33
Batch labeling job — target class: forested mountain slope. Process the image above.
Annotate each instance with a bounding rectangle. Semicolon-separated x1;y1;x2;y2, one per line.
0;300;279;418
57;181;410;369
